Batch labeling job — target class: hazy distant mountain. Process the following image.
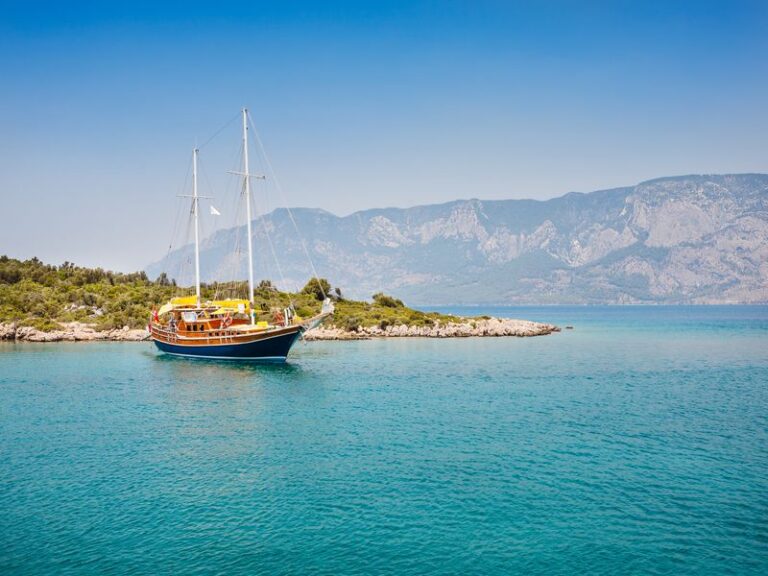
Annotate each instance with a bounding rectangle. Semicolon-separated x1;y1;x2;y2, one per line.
146;174;768;304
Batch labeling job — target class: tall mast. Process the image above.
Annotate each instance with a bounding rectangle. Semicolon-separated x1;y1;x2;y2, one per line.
192;147;201;307
242;108;255;323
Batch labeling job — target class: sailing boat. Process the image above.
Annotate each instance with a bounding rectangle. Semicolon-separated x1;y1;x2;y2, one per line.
149;109;333;361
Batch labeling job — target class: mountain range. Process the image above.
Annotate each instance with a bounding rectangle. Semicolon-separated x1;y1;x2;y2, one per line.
146;174;768;305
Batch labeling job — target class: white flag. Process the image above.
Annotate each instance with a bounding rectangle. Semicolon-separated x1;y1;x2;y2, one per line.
209;205;221;216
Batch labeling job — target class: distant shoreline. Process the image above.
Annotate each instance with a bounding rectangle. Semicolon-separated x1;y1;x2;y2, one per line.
0;318;560;343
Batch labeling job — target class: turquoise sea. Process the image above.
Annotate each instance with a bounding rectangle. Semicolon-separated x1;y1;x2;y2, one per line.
1;306;767;575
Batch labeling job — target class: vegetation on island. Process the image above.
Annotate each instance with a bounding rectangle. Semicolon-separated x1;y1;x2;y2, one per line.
0;256;461;332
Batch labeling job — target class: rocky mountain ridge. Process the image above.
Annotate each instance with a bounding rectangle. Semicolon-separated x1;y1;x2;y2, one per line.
147;174;768;304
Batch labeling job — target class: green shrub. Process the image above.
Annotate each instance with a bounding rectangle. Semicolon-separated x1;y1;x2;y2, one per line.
0;255;472;334
372;292;404;308
301;278;332;301
344;316;361;332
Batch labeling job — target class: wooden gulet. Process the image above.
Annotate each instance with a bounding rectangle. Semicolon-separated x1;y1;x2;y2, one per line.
149;108;333;361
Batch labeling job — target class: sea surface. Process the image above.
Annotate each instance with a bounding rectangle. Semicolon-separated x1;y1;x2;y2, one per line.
1;306;767;575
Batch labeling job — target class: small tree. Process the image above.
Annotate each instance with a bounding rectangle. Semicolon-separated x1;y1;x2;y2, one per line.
301;278;331;301
372;292;404;308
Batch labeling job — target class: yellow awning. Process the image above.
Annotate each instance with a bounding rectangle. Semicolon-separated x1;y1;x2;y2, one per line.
170;295;198;307
157;303;174;316
159;297;249;316
208;299;250;310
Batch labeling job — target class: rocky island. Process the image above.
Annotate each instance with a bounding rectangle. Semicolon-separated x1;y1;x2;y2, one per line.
0;256;559;343
0;316;558;342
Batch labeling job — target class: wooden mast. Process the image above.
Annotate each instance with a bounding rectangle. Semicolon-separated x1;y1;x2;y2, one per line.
242;108;255;324
192;147;201;307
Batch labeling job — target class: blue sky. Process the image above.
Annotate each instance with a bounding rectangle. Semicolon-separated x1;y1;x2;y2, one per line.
1;1;767;271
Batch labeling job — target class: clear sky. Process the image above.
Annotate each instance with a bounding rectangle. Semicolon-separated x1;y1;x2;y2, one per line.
1;0;767;271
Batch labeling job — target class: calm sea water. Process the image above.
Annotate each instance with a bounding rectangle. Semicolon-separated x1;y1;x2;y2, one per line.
1;306;767;575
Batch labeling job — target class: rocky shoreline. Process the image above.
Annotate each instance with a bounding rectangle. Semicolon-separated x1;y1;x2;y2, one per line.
303;318;560;340
0;322;149;342
0;317;559;343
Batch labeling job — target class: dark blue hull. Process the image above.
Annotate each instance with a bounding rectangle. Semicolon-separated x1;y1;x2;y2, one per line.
153;330;301;362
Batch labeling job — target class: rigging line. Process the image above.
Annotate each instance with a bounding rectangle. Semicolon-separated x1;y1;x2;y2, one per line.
173;207;194;298
164;154;193;259
216;139;243;293
227;183;245;295
247;112;327;300
181;204;195;285
198;156;216;205
213;138;246;300
227;140;248;296
202;120;238;303
193;153;218;300
218;195;244;299
234;192;247;299
198;111;241;150
219;182;242;295
196;155;223;297
252;211;273;311
163;155;193;299
253;191;290;300
198;193;214;299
